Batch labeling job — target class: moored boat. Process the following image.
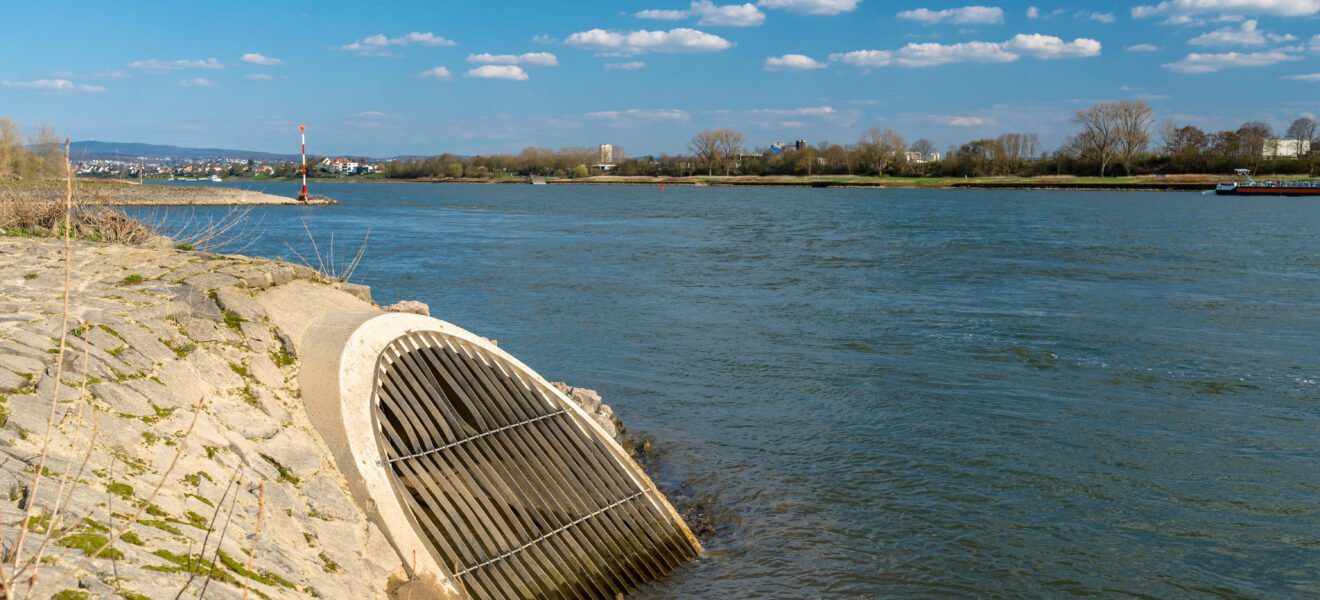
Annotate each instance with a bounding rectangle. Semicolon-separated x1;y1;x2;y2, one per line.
1215;169;1320;196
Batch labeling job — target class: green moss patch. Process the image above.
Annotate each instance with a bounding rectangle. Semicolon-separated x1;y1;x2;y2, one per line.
57;532;123;560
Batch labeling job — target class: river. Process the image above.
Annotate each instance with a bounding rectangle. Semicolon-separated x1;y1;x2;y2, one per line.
140;181;1320;598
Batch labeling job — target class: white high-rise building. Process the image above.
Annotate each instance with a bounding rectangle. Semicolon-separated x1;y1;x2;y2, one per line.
599;144;614;165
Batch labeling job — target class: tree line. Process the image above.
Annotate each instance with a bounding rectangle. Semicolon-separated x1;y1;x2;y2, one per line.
383;102;1316;180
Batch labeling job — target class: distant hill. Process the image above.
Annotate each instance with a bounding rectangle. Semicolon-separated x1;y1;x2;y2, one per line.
66;141;301;162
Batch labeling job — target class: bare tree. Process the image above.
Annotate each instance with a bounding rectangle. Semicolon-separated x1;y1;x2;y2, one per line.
689;130;721;175
857;128;906;175
1114;100;1154;176
712;129;745;176
1236;121;1272;171
0;117;22;179
1073;102;1120;176
909;138;937;158
1285;116;1317;173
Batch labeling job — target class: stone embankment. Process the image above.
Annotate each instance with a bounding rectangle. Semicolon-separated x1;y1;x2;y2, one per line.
0;237;620;598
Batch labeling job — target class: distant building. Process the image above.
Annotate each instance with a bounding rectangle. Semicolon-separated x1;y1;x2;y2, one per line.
1263;139;1311;159
593;143;616;172
904;151;941;164
320;157;362;174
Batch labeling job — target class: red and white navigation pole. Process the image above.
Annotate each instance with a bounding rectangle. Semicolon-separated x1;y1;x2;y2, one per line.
298;124;308;201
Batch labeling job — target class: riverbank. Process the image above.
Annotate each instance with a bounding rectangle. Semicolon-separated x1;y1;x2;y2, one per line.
10;179;333;205
0;234;685;598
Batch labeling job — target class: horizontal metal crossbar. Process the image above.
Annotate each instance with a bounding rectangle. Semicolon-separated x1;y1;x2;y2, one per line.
386;408;569;464
452;489;651;578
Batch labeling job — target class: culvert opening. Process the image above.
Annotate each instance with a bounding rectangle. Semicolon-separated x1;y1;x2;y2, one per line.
372;330;699;598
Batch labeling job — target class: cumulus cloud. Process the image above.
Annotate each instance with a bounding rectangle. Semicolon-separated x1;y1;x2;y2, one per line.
467;52;559;66
756;0;860;15
179;77;216;87
1132;0;1320;24
638;1;766;26
1189;20;1295;45
587;108;691;121
942;116;989;126
342;32;457;56
465;65;530;80
764;53;827;70
130;58;223;72
1282;72;1320;80
240;53;283;66
1126;43;1161;51
897;6;1005;25
417;66;453;79
831;34;1100;68
0;79;106;93
1163;50;1300;72
829;49;893;67
604;61;648;70
564;28;734;54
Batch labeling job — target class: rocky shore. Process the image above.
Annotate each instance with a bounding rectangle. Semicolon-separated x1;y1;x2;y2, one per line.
8;180;333;206
0;237;637;598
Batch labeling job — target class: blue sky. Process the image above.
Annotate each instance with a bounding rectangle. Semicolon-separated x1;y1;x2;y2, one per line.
1;0;1317;157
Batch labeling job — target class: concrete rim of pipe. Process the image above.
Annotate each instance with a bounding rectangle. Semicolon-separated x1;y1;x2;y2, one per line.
299;311;700;598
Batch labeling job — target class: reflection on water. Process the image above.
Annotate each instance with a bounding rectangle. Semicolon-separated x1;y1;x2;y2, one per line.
140;182;1320;598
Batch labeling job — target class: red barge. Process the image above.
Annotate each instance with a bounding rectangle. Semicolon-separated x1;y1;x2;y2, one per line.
1215;169;1320;196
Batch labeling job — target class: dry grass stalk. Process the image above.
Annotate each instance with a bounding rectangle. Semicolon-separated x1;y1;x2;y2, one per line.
140;206;265;253
284;217;369;282
197;470;244;599
17;343;101;591
10;139;75;577
240;483;265;600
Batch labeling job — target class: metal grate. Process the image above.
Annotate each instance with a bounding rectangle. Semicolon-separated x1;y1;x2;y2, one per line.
372;331;698;599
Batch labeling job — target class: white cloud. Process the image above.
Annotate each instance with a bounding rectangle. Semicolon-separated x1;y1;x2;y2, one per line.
1163;50;1300;72
637;8;689;19
342;32;457;56
756;0;860;15
467;52;559;66
641;1;765;25
943;116;989;126
244;73;274;81
130;58;223;72
0;79;106;93
829;49;892;67
465;65;530;80
240;53;283;66
179;77;216;87
1082;11;1116;23
1126;43;1161;51
750;105;836;116
833;34;1100;68
1027;6;1040;18
897;6;1006;25
1282;72;1320;80
1003;33;1102;59
1133;0;1320;24
604;61;648;69
93;69;131;80
564;28;734;54
587;108;691;121
1189;20;1295;45
764;53;827;70
418;66;453;79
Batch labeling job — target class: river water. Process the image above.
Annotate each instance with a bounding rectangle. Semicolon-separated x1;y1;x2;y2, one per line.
141;181;1319;598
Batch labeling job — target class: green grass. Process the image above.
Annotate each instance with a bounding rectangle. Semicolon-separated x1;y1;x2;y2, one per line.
106;481;134;501
223;310;246;331
173;242;195;251
261;454;300;485
53;590;90;600
57;532;123;560
118;274;144;286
